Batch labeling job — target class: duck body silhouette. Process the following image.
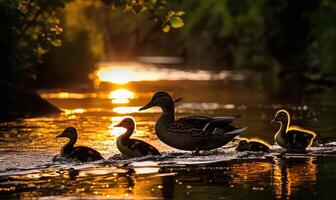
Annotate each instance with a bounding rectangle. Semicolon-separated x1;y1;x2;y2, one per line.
236;138;271;152
56;127;104;162
139;92;246;152
115;118;161;157
272;110;316;151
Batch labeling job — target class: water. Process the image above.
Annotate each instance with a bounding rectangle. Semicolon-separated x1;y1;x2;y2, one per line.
1;62;336;199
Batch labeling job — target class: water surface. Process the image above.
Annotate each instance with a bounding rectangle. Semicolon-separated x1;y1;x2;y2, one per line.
1;62;335;199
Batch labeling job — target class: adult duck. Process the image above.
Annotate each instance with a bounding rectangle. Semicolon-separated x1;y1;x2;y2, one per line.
114;117;161;157
235;138;271;152
56;127;104;162
139;91;246;153
271;109;317;151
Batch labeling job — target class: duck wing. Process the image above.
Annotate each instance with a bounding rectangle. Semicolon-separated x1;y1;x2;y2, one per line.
286;130;315;149
71;146;104;162
176;115;214;130
177;115;241;134
128;139;161;156
287;130;315;141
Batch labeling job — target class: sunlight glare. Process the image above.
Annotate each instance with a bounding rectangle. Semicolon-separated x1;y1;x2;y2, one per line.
64;108;85;115
109;89;135;104
109;89;135;99
113;106;140;114
97;67;135;84
93;62;245;87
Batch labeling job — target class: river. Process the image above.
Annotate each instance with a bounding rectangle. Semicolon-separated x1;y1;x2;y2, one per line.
1;62;335;199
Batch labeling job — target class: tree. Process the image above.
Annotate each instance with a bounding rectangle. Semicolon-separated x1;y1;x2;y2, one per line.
0;0;184;87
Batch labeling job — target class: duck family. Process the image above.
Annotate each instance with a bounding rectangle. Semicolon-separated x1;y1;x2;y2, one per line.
56;91;317;162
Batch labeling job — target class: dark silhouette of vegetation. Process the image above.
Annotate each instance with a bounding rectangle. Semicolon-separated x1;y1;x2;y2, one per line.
0;0;69;87
0;0;184;118
54;0;335;86
0;0;184;87
0;0;335;118
2;0;335;89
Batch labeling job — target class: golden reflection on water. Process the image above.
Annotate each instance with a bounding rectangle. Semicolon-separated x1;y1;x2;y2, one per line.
64;108;86;115
40;92;86;99
273;157;317;200
3;168;165;199
112;106;141;114
74;168;164;199
230;161;273;188
109;89;136;104
97;66;137;84
93;62;242;86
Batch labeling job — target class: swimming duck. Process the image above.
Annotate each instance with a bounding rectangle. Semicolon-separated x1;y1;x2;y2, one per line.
56;127;104;162
114;117;161;157
235;138;271;152
139;91;246;153
271;109;317;151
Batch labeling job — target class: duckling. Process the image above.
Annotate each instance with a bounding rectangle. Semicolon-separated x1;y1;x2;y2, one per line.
114;118;161;157
139;91;246;153
56;127;104;162
235;138;271;152
271;109;317;151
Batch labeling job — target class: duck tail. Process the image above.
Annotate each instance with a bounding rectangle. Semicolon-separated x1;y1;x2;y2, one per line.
231;114;242;119
226;127;247;135
213;127;247;136
174;97;183;103
203;117;239;133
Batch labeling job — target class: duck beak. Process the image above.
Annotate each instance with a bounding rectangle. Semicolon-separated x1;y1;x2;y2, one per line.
113;122;123;127
174;97;183;103
139;100;155;111
56;131;65;138
270;118;276;123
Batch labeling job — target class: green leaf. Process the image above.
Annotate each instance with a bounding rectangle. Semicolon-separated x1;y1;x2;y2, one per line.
162;24;170;32
170;16;184;28
175;11;185;16
50;39;62;47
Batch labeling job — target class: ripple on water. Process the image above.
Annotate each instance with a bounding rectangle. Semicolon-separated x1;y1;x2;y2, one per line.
1;142;336;176
1;142;336;199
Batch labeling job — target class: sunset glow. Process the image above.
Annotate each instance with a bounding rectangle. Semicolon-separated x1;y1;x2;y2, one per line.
94;62;243;86
97;67;136;84
109;89;135;104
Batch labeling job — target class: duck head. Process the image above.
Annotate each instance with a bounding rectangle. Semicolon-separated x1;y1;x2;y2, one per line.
271;109;290;123
114;117;135;138
114;117;135;129
139;91;174;113
236;139;249;151
56;127;77;140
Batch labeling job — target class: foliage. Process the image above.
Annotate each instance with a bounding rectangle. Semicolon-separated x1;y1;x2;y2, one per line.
309;0;336;76
36;31;97;87
0;0;184;87
100;0;185;33
174;0;271;68
0;0;69;85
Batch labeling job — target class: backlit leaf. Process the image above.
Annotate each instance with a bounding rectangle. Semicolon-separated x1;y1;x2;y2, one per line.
170;16;184;28
162;24;170;32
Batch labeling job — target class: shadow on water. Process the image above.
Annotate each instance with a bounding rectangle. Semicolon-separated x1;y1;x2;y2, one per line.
1;62;336;199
